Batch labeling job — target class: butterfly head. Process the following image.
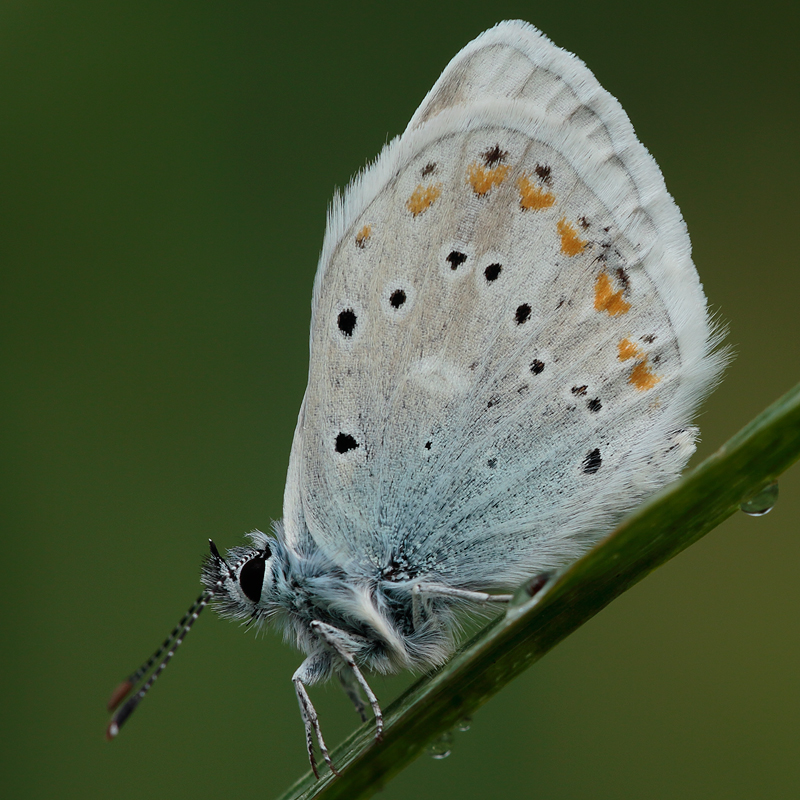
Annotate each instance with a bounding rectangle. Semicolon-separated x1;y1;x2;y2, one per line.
202;530;281;624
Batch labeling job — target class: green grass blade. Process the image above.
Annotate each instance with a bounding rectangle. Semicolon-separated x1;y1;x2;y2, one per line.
276;381;800;800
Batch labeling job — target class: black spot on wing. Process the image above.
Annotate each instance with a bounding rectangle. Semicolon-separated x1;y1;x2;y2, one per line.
335;433;359;454
583;448;602;474
483;145;508;166
337;309;356;336
447;250;467;270
534;163;552;184
530;359;545;375
389;289;406;309
515;304;531;325
484;263;502;282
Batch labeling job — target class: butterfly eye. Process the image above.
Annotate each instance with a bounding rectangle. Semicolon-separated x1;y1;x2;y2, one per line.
239;552;267;603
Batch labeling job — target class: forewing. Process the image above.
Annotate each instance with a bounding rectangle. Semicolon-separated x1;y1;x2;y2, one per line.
281;21;724;588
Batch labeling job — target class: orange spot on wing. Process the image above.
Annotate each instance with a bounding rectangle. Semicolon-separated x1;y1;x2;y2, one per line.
406;183;441;216
517;173;556;211
467;162;509;195
629;360;660;391
617;338;660;391
557;217;587;256
355;225;371;248
594;271;631;316
617;338;639;361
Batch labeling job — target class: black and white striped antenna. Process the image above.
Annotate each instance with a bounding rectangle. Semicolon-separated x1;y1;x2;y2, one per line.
105;540;227;739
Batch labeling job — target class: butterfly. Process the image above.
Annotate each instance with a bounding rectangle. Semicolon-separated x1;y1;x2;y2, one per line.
107;20;724;778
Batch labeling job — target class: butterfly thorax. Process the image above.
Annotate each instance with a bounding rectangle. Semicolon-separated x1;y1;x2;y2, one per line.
206;530;460;677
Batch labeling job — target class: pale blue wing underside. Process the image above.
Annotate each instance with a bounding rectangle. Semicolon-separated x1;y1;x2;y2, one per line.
281;20;725;589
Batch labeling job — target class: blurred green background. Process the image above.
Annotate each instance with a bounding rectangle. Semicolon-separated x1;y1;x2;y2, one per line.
3;1;799;798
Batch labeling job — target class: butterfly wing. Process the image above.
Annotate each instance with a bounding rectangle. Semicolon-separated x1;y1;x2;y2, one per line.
281;20;724;589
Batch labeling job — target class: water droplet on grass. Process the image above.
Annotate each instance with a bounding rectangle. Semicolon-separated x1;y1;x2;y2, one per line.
740;482;779;516
510;571;553;606
428;730;453;759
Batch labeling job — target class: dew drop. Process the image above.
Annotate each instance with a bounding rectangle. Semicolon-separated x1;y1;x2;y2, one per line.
427;730;453;760
456;717;472;732
740;481;779;516
510;571;553;607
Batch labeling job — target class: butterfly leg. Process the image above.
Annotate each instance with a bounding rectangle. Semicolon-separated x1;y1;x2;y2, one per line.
310;620;384;741
338;670;368;723
293;657;339;778
411;583;513;628
410;583;429;630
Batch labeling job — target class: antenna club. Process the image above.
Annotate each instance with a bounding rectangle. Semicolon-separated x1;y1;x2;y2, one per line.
104;588;211;740
107;680;134;713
